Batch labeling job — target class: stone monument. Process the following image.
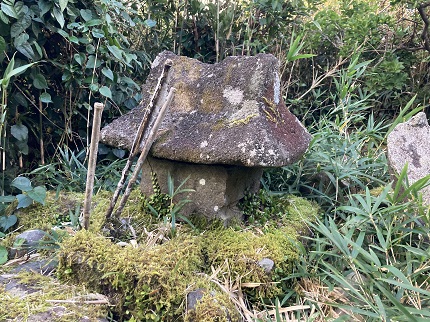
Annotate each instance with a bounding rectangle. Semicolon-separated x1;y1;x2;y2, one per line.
101;51;311;221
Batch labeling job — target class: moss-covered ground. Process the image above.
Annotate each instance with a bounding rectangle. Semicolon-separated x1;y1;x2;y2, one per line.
0;188;319;321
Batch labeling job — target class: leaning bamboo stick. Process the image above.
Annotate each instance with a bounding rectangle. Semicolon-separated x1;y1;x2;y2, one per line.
111;87;176;219
105;60;172;220
83;102;104;230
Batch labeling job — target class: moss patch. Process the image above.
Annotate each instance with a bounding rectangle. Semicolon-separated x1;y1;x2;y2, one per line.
4;188;319;321
58;229;204;321
0;271;108;321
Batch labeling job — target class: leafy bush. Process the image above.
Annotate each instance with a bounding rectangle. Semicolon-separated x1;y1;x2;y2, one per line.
0;0;146;178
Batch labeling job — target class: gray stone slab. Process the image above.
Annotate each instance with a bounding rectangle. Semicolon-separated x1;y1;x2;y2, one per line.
101;51;311;167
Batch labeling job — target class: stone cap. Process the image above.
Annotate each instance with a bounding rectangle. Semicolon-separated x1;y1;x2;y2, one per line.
100;51;311;167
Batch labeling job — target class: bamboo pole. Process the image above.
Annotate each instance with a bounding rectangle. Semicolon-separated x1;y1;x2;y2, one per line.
111;87;176;219
83;102;104;230
105;60;172;220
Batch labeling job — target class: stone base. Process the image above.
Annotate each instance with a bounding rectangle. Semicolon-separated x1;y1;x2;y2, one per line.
141;156;263;222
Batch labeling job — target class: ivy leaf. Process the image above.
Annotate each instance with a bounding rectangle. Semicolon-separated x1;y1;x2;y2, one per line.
144;19;156;28
27;186;47;205
0;246;8;264
85;19;103;27
113;149;126;158
0;215;17;232
0;195;16;203
11;124;28;141
17;42;35;60
15;140;29;155
80;9;92;22
89;83;99;92
1;2;18;19
73;53;84;65
99;86;112;99
0;11;10;24
69;35;79;44
102;67;114;80
59;0;68;12
40;92;52;103
53;6;65;28
11;176;32;191
13;33;29;47
0;36;6;52
16;194;33;209
91;28;104;38
38;0;51;16
85;55;101;69
33;73;48;89
107;45;123;61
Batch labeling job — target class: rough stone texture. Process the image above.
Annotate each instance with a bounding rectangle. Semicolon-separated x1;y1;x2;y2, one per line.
100;51;311;167
10;259;57;275
9;229;46;258
141;156;262;220
258;258;275;274
387;112;430;204
186;288;205;311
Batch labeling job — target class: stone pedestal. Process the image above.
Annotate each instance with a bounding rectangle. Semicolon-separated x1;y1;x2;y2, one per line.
141;156;263;221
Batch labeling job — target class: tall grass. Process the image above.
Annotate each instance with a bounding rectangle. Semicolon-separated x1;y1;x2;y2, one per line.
260;53;430;321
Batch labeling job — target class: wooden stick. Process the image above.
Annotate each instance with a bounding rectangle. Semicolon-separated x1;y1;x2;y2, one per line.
105;60;172;220
83;102;104;230
39;100;45;165
112;87;176;219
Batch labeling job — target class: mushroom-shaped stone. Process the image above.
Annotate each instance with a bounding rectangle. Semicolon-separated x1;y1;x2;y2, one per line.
101;51;311;221
387;112;430;205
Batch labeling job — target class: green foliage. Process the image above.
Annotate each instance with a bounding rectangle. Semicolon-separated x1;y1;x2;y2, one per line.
28;146;129;192
286;169;430;320
0;176;46;234
0;0;146;178
143;172;195;236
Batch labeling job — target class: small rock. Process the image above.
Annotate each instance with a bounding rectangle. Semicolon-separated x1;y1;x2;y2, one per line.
186;288;205;311
387;112;430;205
10;259;58;275
258;258;274;273
9;229;46;258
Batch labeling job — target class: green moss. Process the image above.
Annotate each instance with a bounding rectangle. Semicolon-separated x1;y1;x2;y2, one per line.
202;227;299;299
0;271;108;321
58;230;204;321
5;187;319;320
184;286;240;322
16;191;83;231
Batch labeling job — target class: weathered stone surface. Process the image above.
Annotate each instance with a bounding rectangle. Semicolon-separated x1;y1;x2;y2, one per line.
10;259;57;275
9;229;46;258
101;51;310;167
141;156;262;220
186;288;205;311
387;112;430;204
258;258;275;274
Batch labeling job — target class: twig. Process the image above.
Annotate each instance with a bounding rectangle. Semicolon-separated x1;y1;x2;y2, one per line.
46;299;109;304
83;102;104;230
418;2;430;53
105;60;172;220
111;87;176;219
39;100;45;165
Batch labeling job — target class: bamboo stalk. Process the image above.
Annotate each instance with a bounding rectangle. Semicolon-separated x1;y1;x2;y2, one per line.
105;60;172;220
83;103;104;230
39;100;45;165
111;87;176;219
